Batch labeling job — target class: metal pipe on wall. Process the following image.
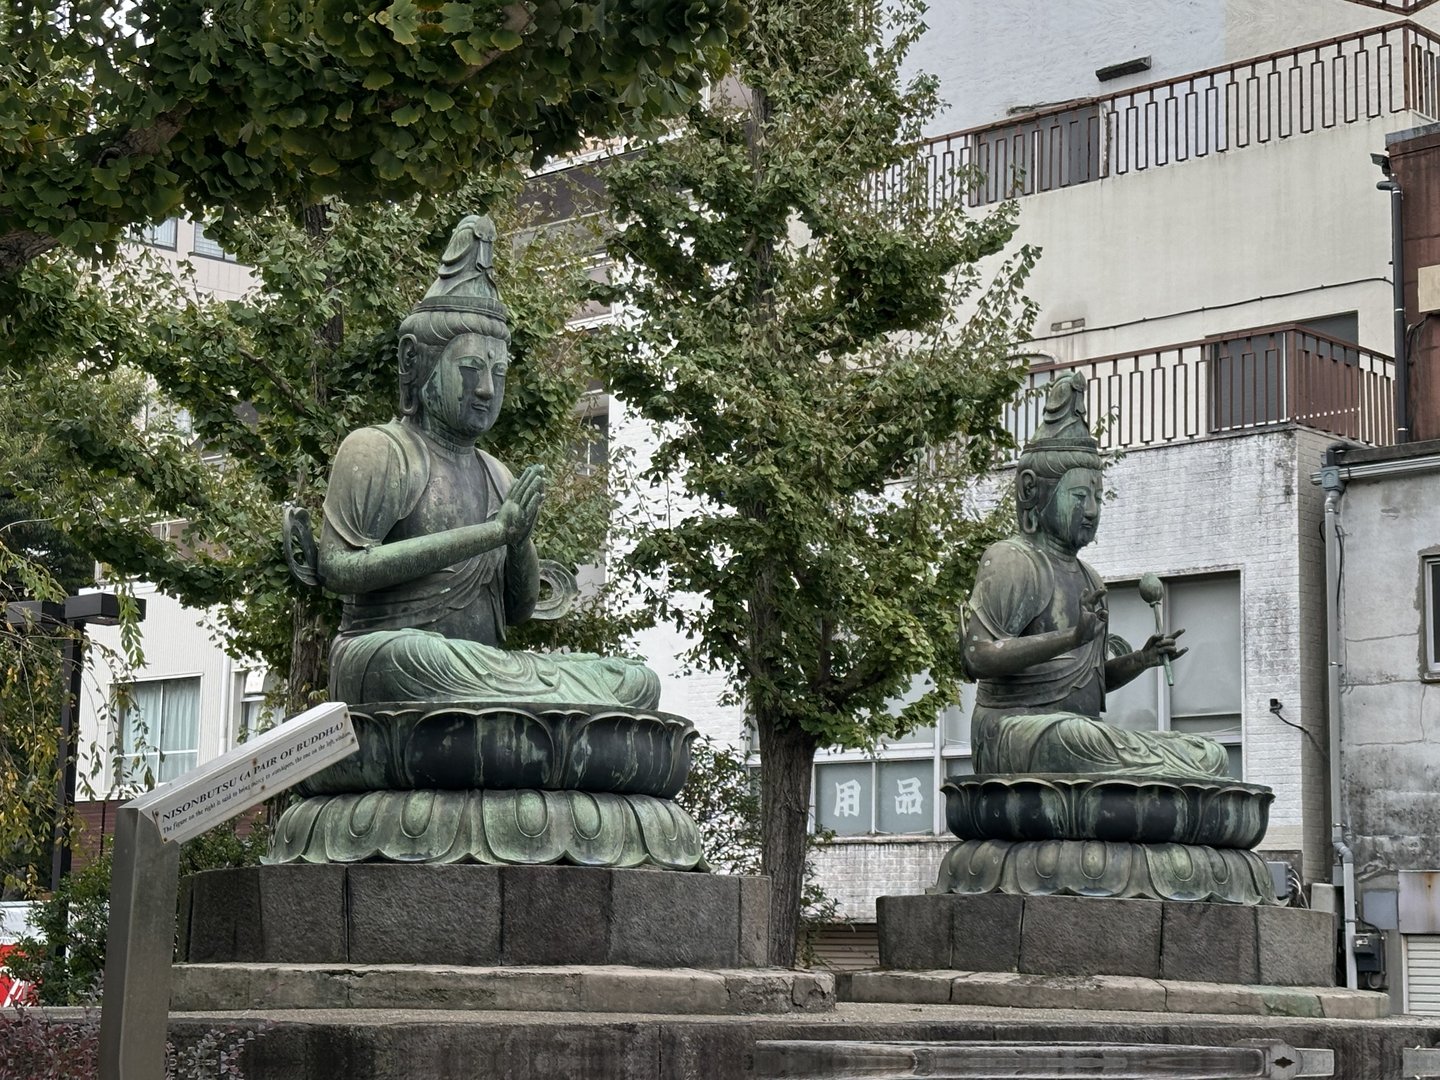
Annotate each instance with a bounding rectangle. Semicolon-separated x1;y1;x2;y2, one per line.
1321;471;1359;990
1376;155;1408;443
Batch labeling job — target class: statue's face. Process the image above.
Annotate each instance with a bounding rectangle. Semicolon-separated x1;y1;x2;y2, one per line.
1039;467;1102;551
420;332;509;440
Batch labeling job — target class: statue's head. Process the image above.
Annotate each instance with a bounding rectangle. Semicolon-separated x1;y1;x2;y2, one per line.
1015;371;1103;552
397;215;512;440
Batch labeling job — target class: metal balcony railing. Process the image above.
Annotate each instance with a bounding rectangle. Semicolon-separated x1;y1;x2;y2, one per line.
875;21;1440;209
1342;0;1439;13
1005;325;1396;451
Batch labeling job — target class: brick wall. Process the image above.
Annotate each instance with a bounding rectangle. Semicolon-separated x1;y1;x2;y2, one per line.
811;836;954;921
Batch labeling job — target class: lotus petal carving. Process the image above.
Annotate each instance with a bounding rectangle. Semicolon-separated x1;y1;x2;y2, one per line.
297;701;696;798
269;789;706;870
942;773;1273;849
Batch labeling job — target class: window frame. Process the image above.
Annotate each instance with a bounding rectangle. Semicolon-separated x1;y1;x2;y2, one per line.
1424;556;1440;678
117;674;202;786
192;222;238;262
132;217;179;250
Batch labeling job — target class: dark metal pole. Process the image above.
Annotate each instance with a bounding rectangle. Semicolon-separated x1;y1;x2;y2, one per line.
1376;155;1408;443
48;626;85;894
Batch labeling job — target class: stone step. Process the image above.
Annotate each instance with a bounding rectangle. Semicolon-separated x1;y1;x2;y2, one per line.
838;970;1389;1019
172;963;835;1015
753;1038;1335;1079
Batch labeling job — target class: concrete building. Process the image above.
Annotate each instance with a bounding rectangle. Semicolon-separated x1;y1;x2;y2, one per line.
803;0;1437;971
68;0;1440;998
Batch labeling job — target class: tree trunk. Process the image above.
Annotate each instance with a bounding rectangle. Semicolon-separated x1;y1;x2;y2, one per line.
758;714;817;968
285;589;330;715
284;200;340;716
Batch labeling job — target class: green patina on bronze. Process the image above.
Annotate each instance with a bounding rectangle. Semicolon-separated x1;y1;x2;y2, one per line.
275;217;700;870
940;372;1277;905
961;371;1224;779
270;789;706;869
301;215;658;710
933;837;1278;906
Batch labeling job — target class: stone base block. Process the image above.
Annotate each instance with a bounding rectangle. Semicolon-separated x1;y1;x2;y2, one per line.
839;969;1387;1019
877;893;1335;986
182;864;769;968
171;964;835;1015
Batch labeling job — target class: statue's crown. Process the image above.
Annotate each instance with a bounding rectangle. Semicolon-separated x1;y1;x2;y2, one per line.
1024;370;1099;456
412;215;509;323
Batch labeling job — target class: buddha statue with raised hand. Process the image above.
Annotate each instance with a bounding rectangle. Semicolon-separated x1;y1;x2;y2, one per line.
961;370;1227;779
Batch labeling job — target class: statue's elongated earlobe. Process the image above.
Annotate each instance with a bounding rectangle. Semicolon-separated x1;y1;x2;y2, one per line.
398;335;421;416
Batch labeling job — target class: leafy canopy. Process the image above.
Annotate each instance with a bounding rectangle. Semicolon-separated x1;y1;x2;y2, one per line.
9;185;624;699
592;0;1037;749
0;0;744;274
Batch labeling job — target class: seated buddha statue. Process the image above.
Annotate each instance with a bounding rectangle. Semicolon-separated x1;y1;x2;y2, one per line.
293;215;659;710
960;371;1227;780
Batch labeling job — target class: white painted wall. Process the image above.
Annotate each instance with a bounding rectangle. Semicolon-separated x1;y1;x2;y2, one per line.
76;584;243;795
913;0;1430;139
1337;465;1440;879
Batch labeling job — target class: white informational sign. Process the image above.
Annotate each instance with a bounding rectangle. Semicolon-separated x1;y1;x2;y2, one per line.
126;702;357;845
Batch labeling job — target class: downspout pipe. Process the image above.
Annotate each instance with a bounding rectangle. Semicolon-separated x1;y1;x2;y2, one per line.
1375;154;1408;444
1320;457;1359;990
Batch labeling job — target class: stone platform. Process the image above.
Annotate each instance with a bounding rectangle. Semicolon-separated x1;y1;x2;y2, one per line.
109;1002;1440;1079
172;963;835;1015
878;893;1335;987
839;970;1387;1019
181;864;768;969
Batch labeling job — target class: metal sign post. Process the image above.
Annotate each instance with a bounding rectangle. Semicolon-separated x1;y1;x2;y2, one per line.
98;702;358;1080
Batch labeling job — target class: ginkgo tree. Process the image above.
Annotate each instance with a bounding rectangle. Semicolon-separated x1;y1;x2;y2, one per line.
590;0;1037;965
0;0;743;278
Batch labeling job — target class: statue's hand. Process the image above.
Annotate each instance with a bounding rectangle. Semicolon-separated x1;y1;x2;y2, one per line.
1072;587;1107;647
498;464;546;546
1139;627;1187;668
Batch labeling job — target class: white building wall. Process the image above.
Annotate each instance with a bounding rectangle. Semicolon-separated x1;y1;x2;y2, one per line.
969;119;1402;367
1337;466;1440;879
914;0;1428;139
76;584;242;795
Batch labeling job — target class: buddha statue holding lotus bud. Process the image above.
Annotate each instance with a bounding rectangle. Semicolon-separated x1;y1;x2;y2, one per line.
960;370;1227;779
935;371;1278;905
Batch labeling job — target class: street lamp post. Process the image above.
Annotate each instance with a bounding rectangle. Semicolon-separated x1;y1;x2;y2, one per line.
4;592;146;892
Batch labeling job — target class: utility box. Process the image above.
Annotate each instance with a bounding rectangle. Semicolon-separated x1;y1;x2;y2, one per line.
1419;264;1440;314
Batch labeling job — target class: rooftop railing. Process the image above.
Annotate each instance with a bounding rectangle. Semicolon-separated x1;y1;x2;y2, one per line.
878;21;1440;209
1005;325;1396;451
1341;0;1439;12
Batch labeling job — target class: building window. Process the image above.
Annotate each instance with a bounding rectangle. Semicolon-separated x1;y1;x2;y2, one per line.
810;677;977;837
193;223;237;262
119;676;201;784
1425;557;1440;676
1103;572;1244;778
576;402;608;476
970;103;1105;204
131;218;178;250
